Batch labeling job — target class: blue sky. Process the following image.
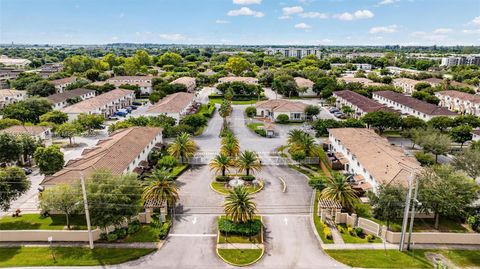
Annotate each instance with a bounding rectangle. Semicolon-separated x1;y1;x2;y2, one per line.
1;0;479;45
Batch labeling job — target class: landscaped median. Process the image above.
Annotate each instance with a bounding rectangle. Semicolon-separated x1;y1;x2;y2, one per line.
216;216;264;266
210;177;264;195
0;247;156;267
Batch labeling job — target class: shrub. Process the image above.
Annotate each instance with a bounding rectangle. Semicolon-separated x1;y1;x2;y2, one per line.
245;107;257;118
115;228;127;239
241;175;255;181
159;221;172;240
414;151;435;166
347;227;355;236
218;218;262;236
354;227;364;237
276;114;289;124
128;220;141;234
337;225;344;233
467;214;480;232
366;234;375;242
254;129;267;137
353;203;372;219
203;104;216;118
323;227;332;240
99;232;108;241
157;155;178;169
216;176;231;182
107;233;118;242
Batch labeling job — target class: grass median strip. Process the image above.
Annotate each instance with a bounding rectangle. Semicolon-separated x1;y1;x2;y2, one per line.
0;247;155;267
325;249;432;268
217;249;263;266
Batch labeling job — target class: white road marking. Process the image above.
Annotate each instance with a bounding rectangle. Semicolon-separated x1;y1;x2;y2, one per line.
169;234;217;237
192;217;197;224
284;217;288;225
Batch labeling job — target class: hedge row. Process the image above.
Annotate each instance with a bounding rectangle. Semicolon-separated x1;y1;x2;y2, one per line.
218;218;262;236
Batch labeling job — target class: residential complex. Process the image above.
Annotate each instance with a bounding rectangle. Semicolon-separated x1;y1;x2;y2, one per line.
40;127;163;187
330;63;372;71
170;76;196;92
50;77;77;93
440;55;480;67
372;91;457;120
1;125;52;141
217;76;258;85
333;90;392;119
0;89;26;109
435;90;480;116
326;128;422;192
264;47;322;59
0;55;31;67
61;89;135;120
106;76;157;94
146;92;195;121
392;78;420;95
255;99;307;121
46;88;96;109
386;66;423;75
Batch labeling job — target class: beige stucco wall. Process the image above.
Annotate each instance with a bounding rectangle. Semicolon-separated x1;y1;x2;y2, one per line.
0;229;101;242
385;231;480;245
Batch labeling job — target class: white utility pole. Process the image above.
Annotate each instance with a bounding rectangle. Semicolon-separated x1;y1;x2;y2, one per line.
407;175;419;251
80;173;94;249
399;173;413;251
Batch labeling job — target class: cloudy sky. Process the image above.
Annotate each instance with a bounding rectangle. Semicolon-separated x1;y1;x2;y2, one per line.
1;0;479;45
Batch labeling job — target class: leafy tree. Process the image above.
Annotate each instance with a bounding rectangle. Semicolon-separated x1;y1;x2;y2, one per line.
225;57;251;76
308;177;326;191
209;154;234;177
272;74;298;97
39;184;81;229
17;134;43;166
368;184;406;230
63;55;96;73
362;111;402;134
168;132;197;163
313;77;337;98
237;150;261;176
0;166;30;211
453;115;480;128
419;132;452;162
11;73;43;90
26;80;56;97
453;148;480;179
85;69;100;81
320;172;358;212
142;168;179;221
34;145;64;175
224;186;257;223
245;107;256;118
418;165;478;229
75;114;104;133
56;122;82;145
157;155;178;170
428;116;454;132
401;116;427;130
157;52;183;67
87;171;143;229
180;114;207;129
0;118;22;130
341;105;354;117
304;105;320;120
0;133;23;163
1;97;52;123
450;125;473;148
40;110;68;125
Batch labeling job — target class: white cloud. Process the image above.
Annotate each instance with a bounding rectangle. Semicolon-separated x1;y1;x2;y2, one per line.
378;0;400;5
215;20;229;24
159;33;187;41
335;10;374;21
299;12;328;19
282;6;304;15
232;0;262;4
317;38;333;44
294;23;312;29
369;24;397;34
433;28;452;34
227;7;264;17
470;16;480;25
462;29;480;34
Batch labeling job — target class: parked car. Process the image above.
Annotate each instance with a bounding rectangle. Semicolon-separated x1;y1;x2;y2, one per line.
333;112;344;117
130;105;138;110
21;167;33;175
115;111;128;117
125;107;133;113
132;101;142;106
329;108;339;113
108;116;119;120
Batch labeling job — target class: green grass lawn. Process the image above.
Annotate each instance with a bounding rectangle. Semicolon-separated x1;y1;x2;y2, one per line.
372;217;469;233
0;247;155;267
210;181;263;195
436;250;480;268
217;249;263;266
170;164;189;178
209;98;258;105
313;191;334;244
382;130;403;138
337;224;382;244
122;224;160;243
326;250;433;268
217;232;262;244
0;214;87;230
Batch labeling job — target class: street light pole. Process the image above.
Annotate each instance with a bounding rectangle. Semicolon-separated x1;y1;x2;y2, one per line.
399;172;413;252
80;173;94;249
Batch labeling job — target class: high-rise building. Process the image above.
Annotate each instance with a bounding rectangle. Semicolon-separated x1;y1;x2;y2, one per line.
264;47;321;59
440;56;480;67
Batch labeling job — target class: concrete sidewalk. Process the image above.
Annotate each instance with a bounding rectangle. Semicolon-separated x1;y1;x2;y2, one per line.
321;242;480;250
217;243;264;250
0;242;160;249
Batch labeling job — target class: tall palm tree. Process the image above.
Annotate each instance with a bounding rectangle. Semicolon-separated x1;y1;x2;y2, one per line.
224;186;257;223
289;131;319;157
287;129;305;146
320;172;358;212
168;132;197;163
209;154;233;177
237;150;261;176
142;168;179;220
221;133;240;157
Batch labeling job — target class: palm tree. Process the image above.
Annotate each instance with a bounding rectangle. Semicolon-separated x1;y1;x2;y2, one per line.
168;132;197;163
209;154;233;177
237;150;261;176
287;129;305;146
221;133;240;157
320;172;358;212
142;168;179;221
289;131;319;157
224;186;257;223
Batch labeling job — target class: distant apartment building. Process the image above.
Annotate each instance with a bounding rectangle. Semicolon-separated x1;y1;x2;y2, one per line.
440;56;480;67
435;90;480;116
1;125;52;142
61;89;135;121
46;88;96;109
146;92;195;122
333;90;393;119
330;63;372;71
106;76;156;94
0;55;31;67
386;66;423;76
170;77;196;92
326;128;421;193
264;47;321;59
0;89;27;109
423;77;477;92
372;91;457;120
40;127;163;188
0;68;23;88
50;77;77;93
294;77;316;97
392;78;420;95
217;76;258;85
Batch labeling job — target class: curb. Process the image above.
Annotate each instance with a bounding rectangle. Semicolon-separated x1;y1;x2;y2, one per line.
216;246;264;267
278;176;287;193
